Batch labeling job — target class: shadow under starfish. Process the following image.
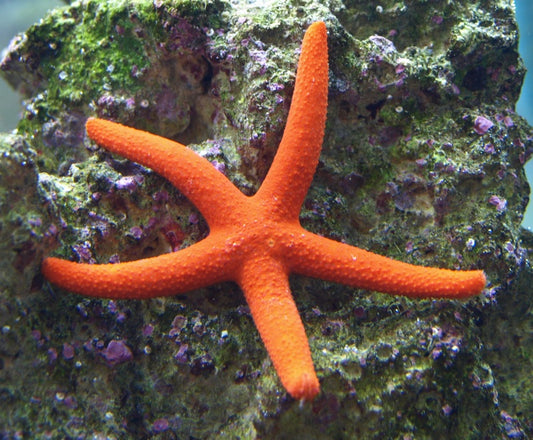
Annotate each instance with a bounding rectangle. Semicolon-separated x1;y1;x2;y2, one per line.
42;22;486;402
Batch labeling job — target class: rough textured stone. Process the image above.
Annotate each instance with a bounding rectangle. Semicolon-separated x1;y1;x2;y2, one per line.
0;0;531;438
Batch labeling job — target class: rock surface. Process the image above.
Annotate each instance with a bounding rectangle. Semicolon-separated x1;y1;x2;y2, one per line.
0;0;531;438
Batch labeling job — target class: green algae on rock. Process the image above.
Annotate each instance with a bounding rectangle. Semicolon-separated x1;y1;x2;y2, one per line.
0;0;532;438
0;133;50;295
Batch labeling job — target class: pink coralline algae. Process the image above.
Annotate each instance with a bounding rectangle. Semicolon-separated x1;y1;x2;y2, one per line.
72;242;94;263
142;323;154;337
173;343;188;364
503;116;514;127
101;340;133;366
495;113;515;128
169;314;187;337
484;143;496;154
128;226;144;240
488;195;507;212
47;347;58;364
152;418;170;433
63;395;78;409
473;116;494;135
62;343;75;360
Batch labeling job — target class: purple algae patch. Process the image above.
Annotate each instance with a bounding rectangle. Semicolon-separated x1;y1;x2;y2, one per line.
473;116;494;135
143;323;154;337
47;347;58;364
129;226;144;240
62;343;75;360
102;340;133;366
152;418;170;433
503;116;514;127
488;195;507;212
173;343;188;364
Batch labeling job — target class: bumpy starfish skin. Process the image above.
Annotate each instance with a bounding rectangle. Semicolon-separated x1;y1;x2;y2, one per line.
42;22;486;401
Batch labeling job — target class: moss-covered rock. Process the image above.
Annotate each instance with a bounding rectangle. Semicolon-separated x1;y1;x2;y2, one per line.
0;0;531;438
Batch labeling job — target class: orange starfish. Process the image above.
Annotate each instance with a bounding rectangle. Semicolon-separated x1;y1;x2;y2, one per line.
42;22;486;402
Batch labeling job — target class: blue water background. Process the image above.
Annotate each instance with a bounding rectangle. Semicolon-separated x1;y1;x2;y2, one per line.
516;0;533;228
0;0;64;129
1;0;532;226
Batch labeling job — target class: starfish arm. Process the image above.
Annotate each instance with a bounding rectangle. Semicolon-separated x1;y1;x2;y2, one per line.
256;22;329;221
290;232;486;299
86;118;245;228
237;256;320;401
41;235;234;299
